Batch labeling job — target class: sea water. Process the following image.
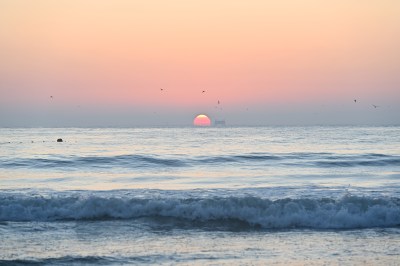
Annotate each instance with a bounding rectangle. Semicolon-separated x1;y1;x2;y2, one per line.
0;126;399;265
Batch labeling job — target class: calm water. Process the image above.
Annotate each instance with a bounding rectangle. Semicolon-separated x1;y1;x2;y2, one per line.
1;126;400;265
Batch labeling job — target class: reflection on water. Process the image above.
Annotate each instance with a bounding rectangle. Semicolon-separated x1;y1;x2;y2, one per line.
0;127;399;191
1;127;399;264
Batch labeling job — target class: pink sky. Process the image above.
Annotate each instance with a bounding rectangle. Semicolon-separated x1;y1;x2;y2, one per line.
1;1;399;126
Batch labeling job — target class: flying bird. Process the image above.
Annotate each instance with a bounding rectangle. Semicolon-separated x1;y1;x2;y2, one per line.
372;104;379;108
202;90;206;93
354;99;356;103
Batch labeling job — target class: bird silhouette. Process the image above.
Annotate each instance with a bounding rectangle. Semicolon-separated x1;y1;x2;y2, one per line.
372;104;379;108
202;90;206;93
354;99;356;103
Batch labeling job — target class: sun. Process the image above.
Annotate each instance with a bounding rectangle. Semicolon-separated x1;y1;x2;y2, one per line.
193;114;211;126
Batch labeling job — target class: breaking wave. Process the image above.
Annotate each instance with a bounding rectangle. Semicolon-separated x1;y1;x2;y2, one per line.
1;193;399;229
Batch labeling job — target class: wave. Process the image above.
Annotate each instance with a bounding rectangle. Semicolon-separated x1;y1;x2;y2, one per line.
1;193;399;229
314;153;400;167
0;254;186;265
0;255;130;265
1;153;399;169
0;154;186;169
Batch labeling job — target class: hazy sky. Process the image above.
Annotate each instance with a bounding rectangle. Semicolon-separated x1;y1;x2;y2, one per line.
1;0;399;126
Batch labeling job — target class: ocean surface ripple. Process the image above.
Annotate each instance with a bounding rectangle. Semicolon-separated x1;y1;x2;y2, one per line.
1;152;399;169
1;127;400;264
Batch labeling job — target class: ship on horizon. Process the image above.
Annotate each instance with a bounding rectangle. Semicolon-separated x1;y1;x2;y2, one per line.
214;120;226;126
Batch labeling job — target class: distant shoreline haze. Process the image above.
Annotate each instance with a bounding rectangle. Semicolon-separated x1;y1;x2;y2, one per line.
0;103;398;127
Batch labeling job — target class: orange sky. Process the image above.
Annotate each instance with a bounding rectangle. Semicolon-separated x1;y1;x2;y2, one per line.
1;0;399;125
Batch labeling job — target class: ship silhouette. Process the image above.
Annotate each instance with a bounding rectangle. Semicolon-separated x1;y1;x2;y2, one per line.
214;120;226;126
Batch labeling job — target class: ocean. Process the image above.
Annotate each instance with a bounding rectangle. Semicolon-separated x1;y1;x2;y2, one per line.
0;126;399;265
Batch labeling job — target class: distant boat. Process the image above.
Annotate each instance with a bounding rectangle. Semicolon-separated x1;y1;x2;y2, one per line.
214;120;226;126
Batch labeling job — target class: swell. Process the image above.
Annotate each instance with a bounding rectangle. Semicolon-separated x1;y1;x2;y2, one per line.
0;153;399;169
1;193;399;229
0;255;129;265
0;155;186;169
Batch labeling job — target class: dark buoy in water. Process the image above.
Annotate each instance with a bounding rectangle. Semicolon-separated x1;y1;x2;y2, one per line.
57;138;63;142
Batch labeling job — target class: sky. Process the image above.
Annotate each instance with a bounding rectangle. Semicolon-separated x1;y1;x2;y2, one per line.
1;0;399;126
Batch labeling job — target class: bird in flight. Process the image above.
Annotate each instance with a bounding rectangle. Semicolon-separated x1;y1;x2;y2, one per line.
160;88;164;91
202;90;206;93
354;99;357;103
372;104;379;108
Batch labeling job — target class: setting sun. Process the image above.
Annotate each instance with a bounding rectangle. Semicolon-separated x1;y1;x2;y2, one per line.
193;114;211;126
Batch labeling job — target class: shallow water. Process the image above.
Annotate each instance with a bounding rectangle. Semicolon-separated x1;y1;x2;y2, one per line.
1;126;399;264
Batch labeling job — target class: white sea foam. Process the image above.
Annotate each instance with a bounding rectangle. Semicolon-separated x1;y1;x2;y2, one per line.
1;193;399;229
